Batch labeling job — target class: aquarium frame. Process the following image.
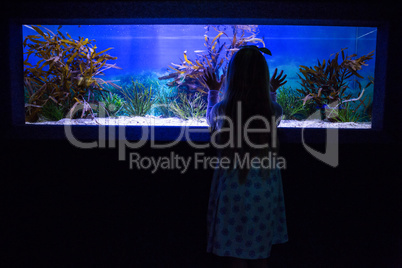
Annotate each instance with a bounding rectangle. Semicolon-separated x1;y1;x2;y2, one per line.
2;1;397;145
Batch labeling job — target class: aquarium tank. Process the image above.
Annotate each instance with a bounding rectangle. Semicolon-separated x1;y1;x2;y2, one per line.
22;24;377;128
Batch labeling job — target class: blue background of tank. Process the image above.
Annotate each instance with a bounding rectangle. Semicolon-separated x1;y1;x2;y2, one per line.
22;24;377;92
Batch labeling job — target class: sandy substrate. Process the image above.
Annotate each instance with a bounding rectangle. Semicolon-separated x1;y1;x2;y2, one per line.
279;119;371;129
27;116;372;129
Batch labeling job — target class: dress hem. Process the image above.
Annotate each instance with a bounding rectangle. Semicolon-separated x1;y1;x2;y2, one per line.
206;238;288;260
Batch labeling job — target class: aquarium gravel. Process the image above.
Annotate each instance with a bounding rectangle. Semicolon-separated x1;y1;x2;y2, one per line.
27;117;371;128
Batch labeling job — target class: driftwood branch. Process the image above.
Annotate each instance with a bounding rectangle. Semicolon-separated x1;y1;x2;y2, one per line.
325;87;366;118
327;87;366;111
340;87;366;105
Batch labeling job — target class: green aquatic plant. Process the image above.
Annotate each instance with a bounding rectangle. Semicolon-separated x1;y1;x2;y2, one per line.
24;25;121;122
39;100;66;121
321;84;373;122
119;79;158;116
363;95;373;121
155;85;176;117
115;73;177;117
333;102;369;123
331;80;373;123
98;92;124;117
276;86;310;120
171;92;207;120
159;25;269;95
297;48;374;119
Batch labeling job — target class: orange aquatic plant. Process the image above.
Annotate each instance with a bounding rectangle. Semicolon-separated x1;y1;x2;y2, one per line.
24;25;121;122
158;25;270;95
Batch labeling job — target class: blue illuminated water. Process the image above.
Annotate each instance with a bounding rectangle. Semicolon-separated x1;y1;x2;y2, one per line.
22;24;377;93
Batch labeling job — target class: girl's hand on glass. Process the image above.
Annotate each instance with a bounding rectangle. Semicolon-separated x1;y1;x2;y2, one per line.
200;67;224;92
270;68;287;92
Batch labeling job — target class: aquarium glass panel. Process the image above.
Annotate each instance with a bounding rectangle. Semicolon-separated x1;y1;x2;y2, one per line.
23;25;376;128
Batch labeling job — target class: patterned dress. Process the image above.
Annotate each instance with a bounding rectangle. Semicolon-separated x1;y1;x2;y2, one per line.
206;90;288;259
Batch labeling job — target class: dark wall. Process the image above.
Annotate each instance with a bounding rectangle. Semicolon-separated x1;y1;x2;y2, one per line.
3;140;401;267
3;1;402;267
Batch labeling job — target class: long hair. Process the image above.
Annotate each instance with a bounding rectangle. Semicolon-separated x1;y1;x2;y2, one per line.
215;46;278;183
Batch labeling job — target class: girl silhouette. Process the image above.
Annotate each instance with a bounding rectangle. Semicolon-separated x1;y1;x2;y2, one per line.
202;46;288;268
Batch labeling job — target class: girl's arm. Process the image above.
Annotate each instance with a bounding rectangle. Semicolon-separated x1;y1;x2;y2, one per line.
270;91;283;126
206;90;220;126
200;68;224;126
272;101;283;126
270;68;287;126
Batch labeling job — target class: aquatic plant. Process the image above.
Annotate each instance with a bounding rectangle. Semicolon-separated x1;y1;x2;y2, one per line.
171;92;207;120
98;92;125;117
331;76;374;122
24;25;121;122
158;25;269;95
297;48;374;119
276;86;310;120
155;85;176;117
332;102;370;123
40;100;66;121
119;79;158;116
363;95;373;121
